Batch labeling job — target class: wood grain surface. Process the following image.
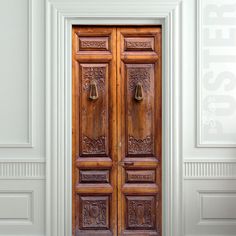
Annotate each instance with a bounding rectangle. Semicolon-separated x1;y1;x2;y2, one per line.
72;26;162;236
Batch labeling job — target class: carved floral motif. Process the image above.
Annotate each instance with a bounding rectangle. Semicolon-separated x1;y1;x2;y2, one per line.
126;41;152;49
128;135;152;154
82;66;106;92
81;40;106;49
124;37;154;51
81;197;108;228
126;170;155;183
127;196;155;229
82;135;106;154
80;170;109;183
128;67;151;93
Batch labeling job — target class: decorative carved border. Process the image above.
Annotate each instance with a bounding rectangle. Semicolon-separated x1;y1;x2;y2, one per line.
45;1;183;236
184;159;236;179
0;0;33;148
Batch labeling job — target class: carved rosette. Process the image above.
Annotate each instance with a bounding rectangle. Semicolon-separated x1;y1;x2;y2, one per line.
126;196;155;229
128;135;153;154
80;197;109;229
82;135;106;154
128;67;151;93
82;66;106;92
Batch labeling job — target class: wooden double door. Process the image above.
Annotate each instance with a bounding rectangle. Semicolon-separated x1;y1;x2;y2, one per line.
72;26;162;236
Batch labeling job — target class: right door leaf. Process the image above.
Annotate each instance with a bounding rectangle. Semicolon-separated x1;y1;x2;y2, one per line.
117;27;162;236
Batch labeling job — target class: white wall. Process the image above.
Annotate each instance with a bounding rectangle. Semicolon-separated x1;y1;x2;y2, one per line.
0;0;45;235
0;0;236;235
183;0;236;235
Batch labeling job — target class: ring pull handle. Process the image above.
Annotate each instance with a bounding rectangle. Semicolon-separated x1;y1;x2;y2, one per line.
134;82;144;101
89;80;99;100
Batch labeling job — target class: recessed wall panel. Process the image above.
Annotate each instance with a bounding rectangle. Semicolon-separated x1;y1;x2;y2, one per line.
198;0;236;146
0;0;29;145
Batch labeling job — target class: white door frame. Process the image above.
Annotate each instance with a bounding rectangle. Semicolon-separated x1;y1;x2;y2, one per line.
45;1;183;235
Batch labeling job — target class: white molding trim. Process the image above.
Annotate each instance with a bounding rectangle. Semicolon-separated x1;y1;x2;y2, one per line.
0;161;45;180
197;0;203;147
197;0;236;147
0;190;33;225
184;159;236;179
198;190;236;225
46;1;183;236
197;0;202;147
0;0;33;148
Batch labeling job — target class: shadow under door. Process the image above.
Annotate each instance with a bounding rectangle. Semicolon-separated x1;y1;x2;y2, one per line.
72;26;162;236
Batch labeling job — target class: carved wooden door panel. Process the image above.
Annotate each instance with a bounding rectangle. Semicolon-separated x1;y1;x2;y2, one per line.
72;27;118;236
72;26;161;236
117;27;162;236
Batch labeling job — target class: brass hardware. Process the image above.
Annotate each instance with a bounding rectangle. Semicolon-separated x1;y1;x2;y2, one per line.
119;161;134;167
134;82;144;101
89;80;98;100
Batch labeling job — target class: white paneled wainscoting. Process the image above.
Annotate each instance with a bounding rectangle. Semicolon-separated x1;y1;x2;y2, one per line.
0;160;45;235
182;0;236;234
0;0;46;235
184;159;236;235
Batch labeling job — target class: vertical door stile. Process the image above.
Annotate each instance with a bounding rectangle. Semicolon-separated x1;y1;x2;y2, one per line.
111;27;118;236
116;27;122;236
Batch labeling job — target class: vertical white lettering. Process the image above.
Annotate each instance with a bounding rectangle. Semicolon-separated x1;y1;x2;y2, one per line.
200;0;236;145
204;4;236;25
204;28;236;46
